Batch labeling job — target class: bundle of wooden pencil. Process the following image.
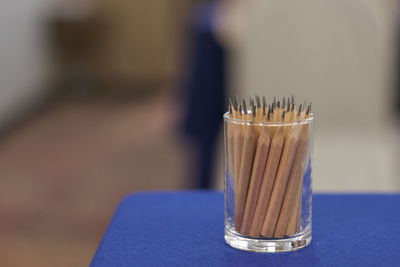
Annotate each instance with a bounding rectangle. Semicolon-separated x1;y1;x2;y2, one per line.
227;96;312;238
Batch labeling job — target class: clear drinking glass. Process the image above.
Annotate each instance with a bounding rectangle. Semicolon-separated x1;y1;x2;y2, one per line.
224;112;313;252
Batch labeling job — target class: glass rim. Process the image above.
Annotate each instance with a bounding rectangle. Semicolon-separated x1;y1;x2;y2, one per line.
223;111;314;126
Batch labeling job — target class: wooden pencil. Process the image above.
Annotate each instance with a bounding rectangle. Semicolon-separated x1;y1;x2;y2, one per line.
274;123;308;237
234;109;259;231
294;105;312;232
227;100;235;179
227;137;236;190
261;125;301;238
249;126;284;237
262;97;267;120
240;125;271;235
284;171;301;236
285;105;309;236
233;108;244;202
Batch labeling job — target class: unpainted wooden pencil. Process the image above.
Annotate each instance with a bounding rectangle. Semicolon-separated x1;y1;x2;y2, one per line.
240;125;271;235
262;102;266;119
227;102;235;188
249;126;284;237
273;102;281;122
285;105;309;236
284;171;301;235
294;105;312;232
282;108;291;137
233;105;245;196
274;123;308;237
255;94;261;109
261;125;301;237
262;97;266;119
234;111;259;231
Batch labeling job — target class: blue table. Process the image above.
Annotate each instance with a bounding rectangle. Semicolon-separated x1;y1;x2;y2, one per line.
91;192;400;267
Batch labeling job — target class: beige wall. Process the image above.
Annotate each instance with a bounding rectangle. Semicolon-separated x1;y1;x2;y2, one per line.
217;0;400;191
230;0;397;128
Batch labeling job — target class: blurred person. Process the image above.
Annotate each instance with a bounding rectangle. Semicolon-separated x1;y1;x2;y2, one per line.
182;0;226;189
397;2;400;117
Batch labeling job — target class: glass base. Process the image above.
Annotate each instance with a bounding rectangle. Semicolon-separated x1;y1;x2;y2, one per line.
224;226;311;253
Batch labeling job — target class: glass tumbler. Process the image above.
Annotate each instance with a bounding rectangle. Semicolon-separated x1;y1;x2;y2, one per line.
224;112;313;252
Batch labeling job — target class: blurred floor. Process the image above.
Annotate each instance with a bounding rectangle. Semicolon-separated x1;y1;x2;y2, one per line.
0;93;189;267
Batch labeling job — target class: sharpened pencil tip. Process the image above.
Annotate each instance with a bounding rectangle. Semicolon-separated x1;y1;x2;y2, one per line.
242;99;247;115
226;96;312;123
234;96;239;110
256;95;261;108
255;94;260;105
229;98;234;111
306;102;312;115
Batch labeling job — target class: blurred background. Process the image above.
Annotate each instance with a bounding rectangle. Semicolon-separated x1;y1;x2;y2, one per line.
0;0;399;266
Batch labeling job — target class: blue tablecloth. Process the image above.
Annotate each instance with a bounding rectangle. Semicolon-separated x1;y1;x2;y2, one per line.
91;192;400;267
